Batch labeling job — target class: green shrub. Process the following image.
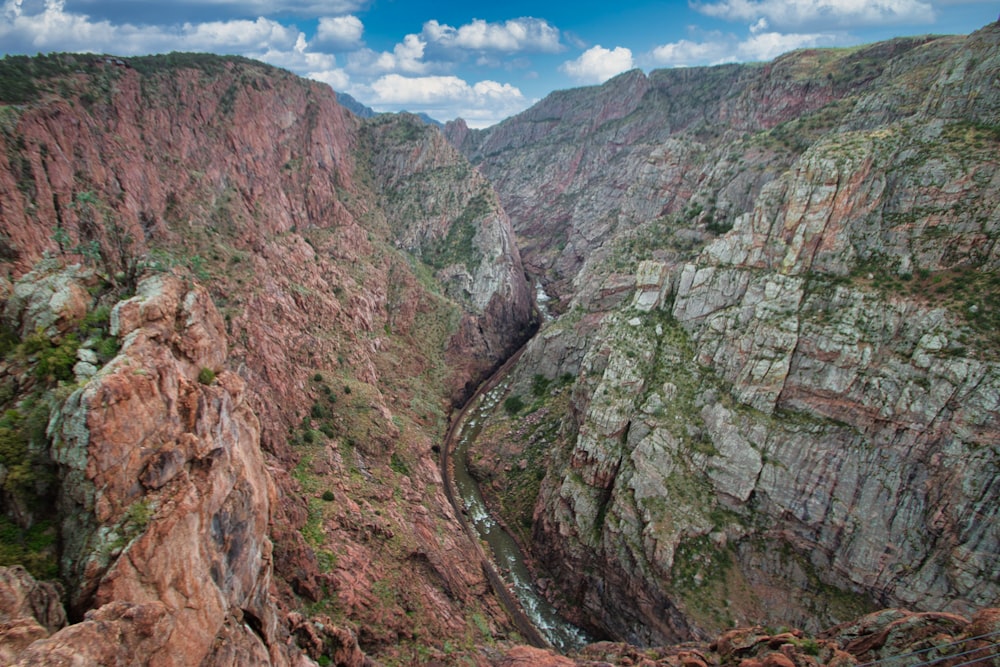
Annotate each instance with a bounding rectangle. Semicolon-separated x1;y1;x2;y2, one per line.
531;374;551;397
31;334;80;383
0;516;59;580
503;395;525;415
795;638;822;656
321;490;335;502
124;500;152;531
81;305;112;335
390;452;410;475
95;336;119;361
705;219;733;235
0;323;20;358
0;403;55;516
197;367;216;385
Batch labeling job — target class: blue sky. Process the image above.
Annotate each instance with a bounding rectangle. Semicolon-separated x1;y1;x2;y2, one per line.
1;0;996;127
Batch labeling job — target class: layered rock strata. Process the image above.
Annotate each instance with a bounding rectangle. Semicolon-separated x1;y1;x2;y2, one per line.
460;22;1000;644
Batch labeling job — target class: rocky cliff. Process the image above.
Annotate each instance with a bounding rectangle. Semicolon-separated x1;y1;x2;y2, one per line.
1;21;998;665
5;561;997;667
456;22;1000;645
0;53;535;664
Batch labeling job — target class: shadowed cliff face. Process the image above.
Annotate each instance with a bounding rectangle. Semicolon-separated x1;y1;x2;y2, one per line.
454;23;1000;645
0;54;534;664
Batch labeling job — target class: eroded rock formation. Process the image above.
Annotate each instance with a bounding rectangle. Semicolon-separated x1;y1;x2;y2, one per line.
0;54;533;664
458;21;1000;645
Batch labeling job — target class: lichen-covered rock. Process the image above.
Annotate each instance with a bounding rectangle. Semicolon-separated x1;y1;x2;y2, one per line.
2;261;96;340
43;273;297;664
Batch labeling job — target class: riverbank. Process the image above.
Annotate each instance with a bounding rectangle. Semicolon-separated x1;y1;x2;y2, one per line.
440;346;589;652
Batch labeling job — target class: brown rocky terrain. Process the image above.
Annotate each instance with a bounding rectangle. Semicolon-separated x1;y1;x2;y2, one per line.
0;53;535;664
4;562;998;666
454;20;1000;647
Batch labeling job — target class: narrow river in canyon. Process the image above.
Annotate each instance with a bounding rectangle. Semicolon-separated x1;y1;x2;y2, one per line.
441;349;590;653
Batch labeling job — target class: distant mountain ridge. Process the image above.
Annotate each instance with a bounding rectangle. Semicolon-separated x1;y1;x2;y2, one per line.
336;90;443;126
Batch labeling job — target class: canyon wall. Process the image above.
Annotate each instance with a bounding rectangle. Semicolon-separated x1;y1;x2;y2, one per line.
0;54;534;664
456;22;1000;644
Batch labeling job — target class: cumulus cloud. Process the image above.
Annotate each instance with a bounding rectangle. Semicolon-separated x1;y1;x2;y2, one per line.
360;73;528;127
314;15;363;49
648;38;733;66
2;0;117;51
307;68;350;90
647;29;839;67
737;30;838;59
178;17;302;51
260;33;338;72
422;17;562;53
1;1;307;58
692;0;936;30
346;33;428;75
368;74;468;104
560;45;634;84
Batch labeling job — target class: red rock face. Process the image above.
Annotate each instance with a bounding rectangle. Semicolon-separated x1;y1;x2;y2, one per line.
44;274;286;663
0;56;533;664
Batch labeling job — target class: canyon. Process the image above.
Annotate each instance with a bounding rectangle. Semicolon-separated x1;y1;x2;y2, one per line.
0;20;997;667
454;21;1000;648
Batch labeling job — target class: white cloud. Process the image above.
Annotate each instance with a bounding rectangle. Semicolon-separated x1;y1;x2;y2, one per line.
348;33;428;74
259;34;338;72
314;15;363;49
647;29;839;67
0;1;313;58
179;17;301;51
737;30;837;59
2;0;117;51
560;45;634;84
368;74;470;105
692;0;936;30
649;38;733;66
360;73;528;127
98;0;368;15
307;68;350;90
422;17;562;53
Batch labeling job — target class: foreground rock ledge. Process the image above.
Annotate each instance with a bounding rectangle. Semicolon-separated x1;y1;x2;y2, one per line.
3;563;998;666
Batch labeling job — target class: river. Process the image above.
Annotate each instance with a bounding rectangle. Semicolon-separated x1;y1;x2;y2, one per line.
444;367;590;652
